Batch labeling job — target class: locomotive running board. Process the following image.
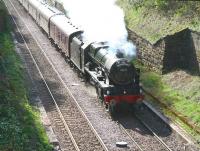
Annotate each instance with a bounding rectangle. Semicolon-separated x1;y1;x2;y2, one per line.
84;67;111;89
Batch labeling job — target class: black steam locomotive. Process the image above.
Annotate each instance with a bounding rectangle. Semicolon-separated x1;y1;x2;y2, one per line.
18;0;144;114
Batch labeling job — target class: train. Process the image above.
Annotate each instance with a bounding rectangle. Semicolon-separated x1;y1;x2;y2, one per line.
18;0;144;114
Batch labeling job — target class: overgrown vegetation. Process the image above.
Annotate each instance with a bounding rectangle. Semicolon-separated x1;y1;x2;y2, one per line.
0;1;52;150
120;0;200;143
117;0;200;43
136;62;200;143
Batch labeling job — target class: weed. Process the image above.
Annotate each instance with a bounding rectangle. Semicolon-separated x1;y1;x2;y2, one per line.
117;0;200;43
139;65;200;141
0;3;52;150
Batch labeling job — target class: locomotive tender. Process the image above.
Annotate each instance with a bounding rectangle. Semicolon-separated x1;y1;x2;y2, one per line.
18;0;144;113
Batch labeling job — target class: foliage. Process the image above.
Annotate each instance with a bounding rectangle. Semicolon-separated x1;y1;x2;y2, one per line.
0;4;52;150
117;0;200;43
141;72;163;91
137;62;200;141
124;0;200;13
123;0;200;142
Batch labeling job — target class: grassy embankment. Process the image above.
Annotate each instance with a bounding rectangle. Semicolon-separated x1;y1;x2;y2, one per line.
139;65;200;142
118;0;200;43
0;1;52;150
117;0;200;143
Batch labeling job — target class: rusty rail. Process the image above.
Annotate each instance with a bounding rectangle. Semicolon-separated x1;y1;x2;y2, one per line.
142;87;200;135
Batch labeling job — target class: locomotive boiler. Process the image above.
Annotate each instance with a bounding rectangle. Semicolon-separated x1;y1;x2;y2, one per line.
18;0;144;115
88;42;136;85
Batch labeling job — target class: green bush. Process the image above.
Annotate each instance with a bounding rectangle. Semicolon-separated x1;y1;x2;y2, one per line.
0;4;52;150
141;72;163;91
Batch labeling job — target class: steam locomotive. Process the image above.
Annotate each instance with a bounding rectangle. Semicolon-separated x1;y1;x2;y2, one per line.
18;0;144;114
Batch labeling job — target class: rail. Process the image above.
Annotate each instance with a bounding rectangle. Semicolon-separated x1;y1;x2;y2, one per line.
142;87;200;135
4;0;108;150
134;114;173;151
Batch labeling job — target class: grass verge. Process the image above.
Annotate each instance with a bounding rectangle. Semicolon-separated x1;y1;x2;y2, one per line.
117;0;200;43
136;62;200;144
0;1;53;150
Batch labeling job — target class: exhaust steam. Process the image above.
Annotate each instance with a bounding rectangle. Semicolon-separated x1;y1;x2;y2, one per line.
59;0;136;60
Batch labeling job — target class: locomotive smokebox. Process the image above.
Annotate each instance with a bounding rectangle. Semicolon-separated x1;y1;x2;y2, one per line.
89;42;136;85
107;58;135;85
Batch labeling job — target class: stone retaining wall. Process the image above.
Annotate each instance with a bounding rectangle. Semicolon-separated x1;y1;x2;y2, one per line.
128;28;200;75
128;29;165;73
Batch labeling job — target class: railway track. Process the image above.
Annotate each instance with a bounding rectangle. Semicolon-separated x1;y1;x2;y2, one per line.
14;35;77;150
134;113;172;151
117;102;199;151
4;0;200;151
143;88;200;135
134;103;200;151
5;0;146;150
4;0;108;150
116;113;173;151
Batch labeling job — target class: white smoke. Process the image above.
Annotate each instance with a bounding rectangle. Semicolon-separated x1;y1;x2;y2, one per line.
59;0;136;60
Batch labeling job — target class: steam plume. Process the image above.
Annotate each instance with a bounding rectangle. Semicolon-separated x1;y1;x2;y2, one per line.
60;0;136;59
